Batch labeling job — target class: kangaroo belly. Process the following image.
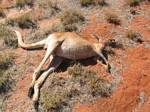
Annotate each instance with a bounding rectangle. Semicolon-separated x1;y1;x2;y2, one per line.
56;39;97;60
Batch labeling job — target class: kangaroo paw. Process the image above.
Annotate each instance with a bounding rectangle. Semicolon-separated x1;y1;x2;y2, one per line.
107;64;111;74
28;87;34;98
33;101;39;111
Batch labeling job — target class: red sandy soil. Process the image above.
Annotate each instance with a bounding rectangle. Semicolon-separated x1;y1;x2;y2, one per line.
4;48;45;112
73;44;150;112
1;0;150;112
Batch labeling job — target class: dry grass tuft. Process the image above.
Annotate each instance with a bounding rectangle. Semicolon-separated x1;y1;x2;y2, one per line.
105;12;121;25
35;0;60;19
0;24;18;48
80;0;107;6
0;51;24;94
59;10;85;25
126;30;143;43
42;90;69;111
26;23;65;43
15;0;34;8
0;52;13;94
0;8;6;18
6;12;37;29
0;52;13;70
89;77;112;97
58;9;85;32
127;0;141;6
68;63;83;77
27;27;52;43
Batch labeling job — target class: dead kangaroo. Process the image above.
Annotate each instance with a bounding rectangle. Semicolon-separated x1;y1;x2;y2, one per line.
14;30;111;107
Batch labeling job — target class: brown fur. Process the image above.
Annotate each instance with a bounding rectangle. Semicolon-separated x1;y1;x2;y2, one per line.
14;30;109;104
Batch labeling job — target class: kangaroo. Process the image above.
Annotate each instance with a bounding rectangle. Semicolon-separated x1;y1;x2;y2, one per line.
14;30;110;108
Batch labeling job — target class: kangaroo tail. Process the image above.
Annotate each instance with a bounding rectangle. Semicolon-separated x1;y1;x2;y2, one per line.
14;30;46;49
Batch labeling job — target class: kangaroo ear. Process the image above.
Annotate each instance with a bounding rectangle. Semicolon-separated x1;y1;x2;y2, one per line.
92;33;103;43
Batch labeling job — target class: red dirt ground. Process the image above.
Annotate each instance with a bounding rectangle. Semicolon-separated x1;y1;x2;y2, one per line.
73;44;150;112
1;0;150;112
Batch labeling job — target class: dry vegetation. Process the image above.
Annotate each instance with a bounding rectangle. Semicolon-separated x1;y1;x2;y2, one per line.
0;8;6;18
127;0;141;6
26;28;52;42
0;24;18;48
58;9;85;32
102;39;124;59
35;0;60;19
6;12;37;29
0;0;149;111
15;0;34;8
40;64;113;112
0;52;13;94
0;52;24;94
105;12;121;25
126;30;143;43
80;0;107;6
27;8;85;42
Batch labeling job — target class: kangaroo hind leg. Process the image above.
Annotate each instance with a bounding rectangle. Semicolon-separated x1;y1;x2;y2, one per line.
28;40;60;98
32;56;63;109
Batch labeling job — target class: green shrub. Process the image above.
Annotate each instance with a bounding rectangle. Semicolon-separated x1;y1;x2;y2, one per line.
6;13;37;29
0;24;18;48
105;12;121;25
80;0;106;6
0;8;6;18
15;0;34;8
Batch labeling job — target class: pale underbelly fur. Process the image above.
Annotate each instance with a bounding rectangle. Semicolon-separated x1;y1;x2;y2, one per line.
55;40;97;60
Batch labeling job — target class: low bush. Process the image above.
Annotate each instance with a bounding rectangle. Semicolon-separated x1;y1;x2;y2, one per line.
59;10;85;25
80;0;106;6
0;52;13;70
26;23;65;43
105;12;121;25
127;0;141;6
15;0;34;8
40;64;113;111
0;24;18;48
27;27;51;43
35;0;60;19
0;8;6;18
68;63;83;77
126;30;143;43
58;9;85;32
0;52;13;94
6;13;37;29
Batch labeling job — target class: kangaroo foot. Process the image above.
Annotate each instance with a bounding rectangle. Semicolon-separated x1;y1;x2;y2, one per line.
28;86;34;98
